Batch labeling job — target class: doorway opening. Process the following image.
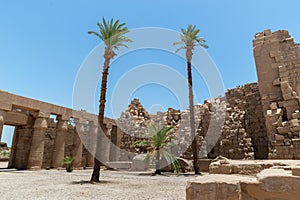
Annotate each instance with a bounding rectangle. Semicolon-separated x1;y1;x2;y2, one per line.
0;125;15;169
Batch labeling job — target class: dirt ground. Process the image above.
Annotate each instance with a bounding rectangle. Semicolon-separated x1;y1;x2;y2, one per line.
0;162;190;200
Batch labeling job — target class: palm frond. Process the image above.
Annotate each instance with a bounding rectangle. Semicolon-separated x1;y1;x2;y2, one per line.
89;17;132;51
173;24;208;52
160;149;180;173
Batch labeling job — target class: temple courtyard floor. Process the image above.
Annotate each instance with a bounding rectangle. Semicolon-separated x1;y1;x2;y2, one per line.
0;162;190;200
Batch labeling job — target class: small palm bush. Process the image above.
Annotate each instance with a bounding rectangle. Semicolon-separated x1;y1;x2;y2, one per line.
134;123;180;175
62;156;74;172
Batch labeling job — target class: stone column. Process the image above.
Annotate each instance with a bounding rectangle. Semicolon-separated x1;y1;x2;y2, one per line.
51;118;68;168
99;123;111;163
27;117;48;169
87;122;98;167
73;120;84;168
0;110;6;142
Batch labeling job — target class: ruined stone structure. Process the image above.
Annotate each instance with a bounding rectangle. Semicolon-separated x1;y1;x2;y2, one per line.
0;90;120;170
1;29;300;170
117;83;268;160
253;30;300;159
116;29;300;161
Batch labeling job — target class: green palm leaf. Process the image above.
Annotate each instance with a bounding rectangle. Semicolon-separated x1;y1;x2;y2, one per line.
88;17;132;51
174;24;208;52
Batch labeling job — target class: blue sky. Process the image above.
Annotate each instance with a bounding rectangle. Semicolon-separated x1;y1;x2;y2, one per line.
1;0;300;145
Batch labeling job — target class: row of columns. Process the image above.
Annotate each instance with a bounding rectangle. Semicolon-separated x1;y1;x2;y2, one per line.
0;109;114;170
26;117;100;169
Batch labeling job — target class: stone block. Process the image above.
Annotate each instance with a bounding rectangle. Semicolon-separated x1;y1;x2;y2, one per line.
289;119;299;127
292;112;300;119
275;134;285;141
272;78;281;86
130;154;149;171
292;167;300;176
283;99;299;107
291;126;300;132
186;175;245;200
209;164;232;174
283;93;293;100
277;127;290;134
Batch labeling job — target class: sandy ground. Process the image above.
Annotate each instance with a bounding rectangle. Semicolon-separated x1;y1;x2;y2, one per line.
0;162;191;200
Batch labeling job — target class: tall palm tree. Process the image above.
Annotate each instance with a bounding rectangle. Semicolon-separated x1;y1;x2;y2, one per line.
88;18;132;182
134;124;179;175
174;25;208;174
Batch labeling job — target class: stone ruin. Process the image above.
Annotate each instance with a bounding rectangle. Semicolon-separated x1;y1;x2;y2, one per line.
0;90;120;169
1;29;300;171
116;29;300;162
117;83;266;161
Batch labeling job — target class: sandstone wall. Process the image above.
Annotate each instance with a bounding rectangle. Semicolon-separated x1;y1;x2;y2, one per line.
253;29;300;159
116;83;267;160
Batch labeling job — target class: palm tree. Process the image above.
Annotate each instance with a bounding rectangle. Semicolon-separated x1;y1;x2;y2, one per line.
174;25;208;174
88;18;132;182
134;124;179;175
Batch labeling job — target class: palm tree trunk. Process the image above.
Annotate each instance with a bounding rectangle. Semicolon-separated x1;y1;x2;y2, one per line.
90;58;110;183
187;61;200;174
154;151;161;175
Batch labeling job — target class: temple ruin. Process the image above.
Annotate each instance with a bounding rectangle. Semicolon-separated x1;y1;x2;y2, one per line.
1;29;300;170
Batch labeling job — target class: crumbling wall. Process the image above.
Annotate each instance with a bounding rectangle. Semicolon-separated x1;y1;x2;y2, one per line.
253;29;300;159
117;83;267;160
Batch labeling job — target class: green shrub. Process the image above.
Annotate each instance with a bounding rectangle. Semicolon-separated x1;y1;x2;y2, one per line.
62;156;74;172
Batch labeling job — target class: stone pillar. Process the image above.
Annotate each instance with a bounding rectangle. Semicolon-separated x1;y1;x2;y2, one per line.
27;117;48;169
0;110;6;142
99;123;111;163
51;118;68;168
87;122;98;167
73;121;84;168
109;125;118;161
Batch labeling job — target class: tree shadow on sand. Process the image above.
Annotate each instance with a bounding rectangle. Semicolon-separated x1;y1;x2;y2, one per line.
71;180;116;185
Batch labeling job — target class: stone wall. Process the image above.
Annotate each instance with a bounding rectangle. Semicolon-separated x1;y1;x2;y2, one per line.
116;83;267;160
253;29;300;159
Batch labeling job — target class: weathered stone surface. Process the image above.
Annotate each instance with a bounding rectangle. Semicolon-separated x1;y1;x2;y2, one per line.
188;167;300;200
186;175;246;200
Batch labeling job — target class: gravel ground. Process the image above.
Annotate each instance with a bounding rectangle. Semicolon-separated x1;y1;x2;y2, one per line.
0;163;191;200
